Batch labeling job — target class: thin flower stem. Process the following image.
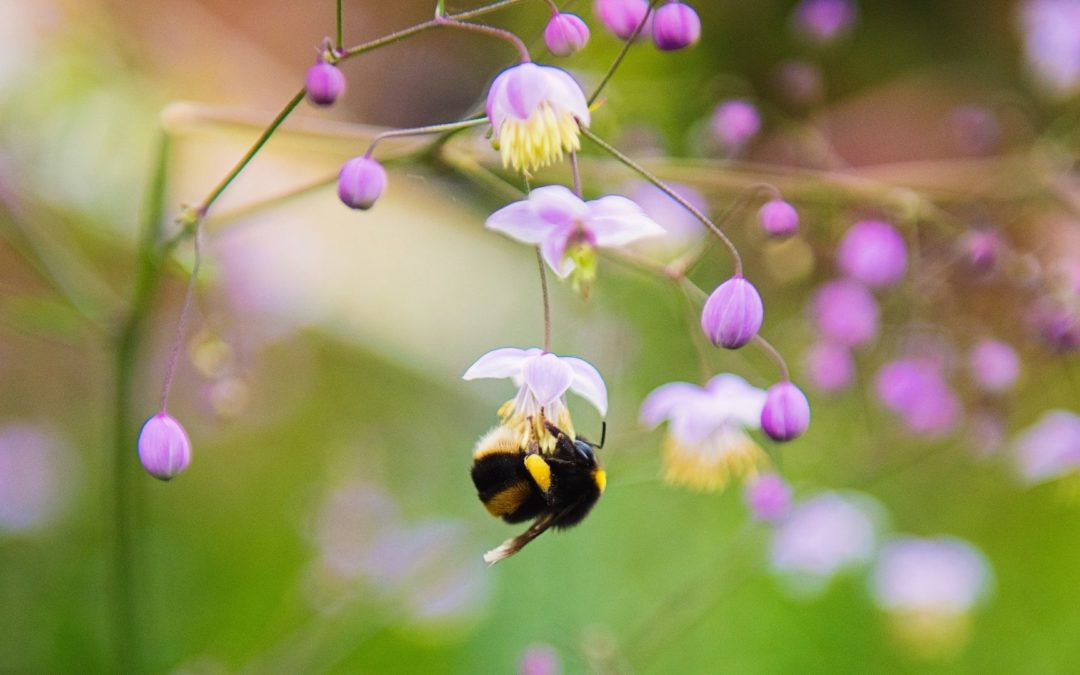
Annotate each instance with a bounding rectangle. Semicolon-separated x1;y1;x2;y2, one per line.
536;247;552;352
711;181;781;228
434;15;531;62
581;126;745;276
336;0;343;50
158;227;201;410
570;150;583;197
542;0;561;14
752;334;790;382
364;118;488;157
587;0;661;106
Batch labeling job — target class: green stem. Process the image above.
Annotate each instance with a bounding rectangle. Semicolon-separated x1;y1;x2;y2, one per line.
536;247;552;352
434;15;531;62
587;0;661;106
580;127;745;276
336;0;343;51
751;334;791;382
364;118;488;157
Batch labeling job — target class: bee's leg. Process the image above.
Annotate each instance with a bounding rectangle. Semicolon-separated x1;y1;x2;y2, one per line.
523;453;553;497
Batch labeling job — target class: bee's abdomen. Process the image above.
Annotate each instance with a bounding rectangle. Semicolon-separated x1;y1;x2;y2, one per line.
471;452;546;524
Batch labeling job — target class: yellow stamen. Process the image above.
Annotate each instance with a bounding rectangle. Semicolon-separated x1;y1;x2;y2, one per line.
497;102;582;174
662;433;768;492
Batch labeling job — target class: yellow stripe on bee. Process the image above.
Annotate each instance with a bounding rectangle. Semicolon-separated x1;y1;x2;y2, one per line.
593;469;607;494
524;454;552;493
473;426;522;459
483;481;533;517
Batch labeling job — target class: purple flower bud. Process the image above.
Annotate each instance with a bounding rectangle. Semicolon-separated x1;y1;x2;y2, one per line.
710;99;761;150
745;473;792;522
791;0;858;45
137;412;192;481
701;275;764;349
804;341;855;392
960;230;1005;276
337;156;387;210
758;199;799;238
594;0;651;40
836;220;907;288
810;279;879;347
761;382;811;442
969;339;1020;393
544;13;590;56
305;62;346;107
651;2;701;51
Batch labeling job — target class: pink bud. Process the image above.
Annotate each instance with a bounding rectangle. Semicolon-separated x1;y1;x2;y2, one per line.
758;199;799;238
594;0;651;40
651;2;701;51
810;279;879;347
701;275;764;349
837;220;907;288
305;62;346;107
761;382;811;442
337;157;387;210
960;230;1005;276
710;99;761;150
745;473;792;522
544;13;590;56
138;413;191;481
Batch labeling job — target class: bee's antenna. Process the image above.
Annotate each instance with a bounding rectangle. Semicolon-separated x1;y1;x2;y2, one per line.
598;420;606;450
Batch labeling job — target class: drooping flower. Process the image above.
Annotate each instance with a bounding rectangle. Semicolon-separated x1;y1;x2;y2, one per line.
464;347;607;453
594;0;651;40
710;99;761;152
486;185;664;292
337;156;387;210
770;491;883;596
305;61;346;107
651;2;701;51
791;0;858;45
810;279;879;347
640;374;768;491
968;339;1020;393
1013;409;1080;484
701;276;764;349
836;220;908;288
137;412;192;481
745;473;792;522
758;199;800;238
803;340;855;393
871;537;993;659
761;381;811;442
544;13;590;56
486;63;590;174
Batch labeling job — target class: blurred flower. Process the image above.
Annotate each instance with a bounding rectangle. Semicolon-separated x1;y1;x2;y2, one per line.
641;374;768;491
304;61;345;107
948;105;1000;156
337;156;387;210
968;339;1020;393
803;341;855;393
464;347;607;453
594;0;651;40
875;359;961;438
519;644;562;675
771;491;882;595
745;473;792;522
651;2;701;51
968;411;1006;458
1019;0;1080;97
758;199;800;238
871;536;993;659
1029;300;1080;353
791;0;858;45
701;276;764;349
837;220;908;288
486;63;590;174
624;181;707;260
137;412;192;481
486;185;664;293
959;230;1006;277
773;60;824;106
0;424;70;534
761;381;811;442
1013;409;1080;484
710;99;761;152
810;279;879;347
544;13;590;57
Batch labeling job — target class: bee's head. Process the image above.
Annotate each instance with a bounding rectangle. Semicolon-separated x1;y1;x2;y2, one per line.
572;439;597;467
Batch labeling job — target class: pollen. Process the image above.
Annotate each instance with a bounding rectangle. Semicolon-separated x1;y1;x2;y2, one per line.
662;434;768;492
497;102;582;174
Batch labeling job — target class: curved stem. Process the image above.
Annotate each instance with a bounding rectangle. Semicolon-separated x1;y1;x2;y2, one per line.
588;0;661;106
364;118;488;158
435;16;531;62
536;247;552;352
580;127;744;276
752;334;791;382
158;227;201;410
570;150;582;197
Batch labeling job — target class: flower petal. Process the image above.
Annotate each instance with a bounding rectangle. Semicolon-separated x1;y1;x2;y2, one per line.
540;224;576;277
640;382;703;427
530;185;589;225
563;357;608;416
486;200;558;245
463;347;536;380
705;374;768;427
586;195;667;247
522;352;574;408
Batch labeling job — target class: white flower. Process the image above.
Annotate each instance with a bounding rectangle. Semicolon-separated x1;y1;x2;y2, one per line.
464;347;606;452
640;374;767;491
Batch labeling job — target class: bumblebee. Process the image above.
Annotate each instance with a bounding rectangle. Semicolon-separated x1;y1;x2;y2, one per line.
471;421;606;564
